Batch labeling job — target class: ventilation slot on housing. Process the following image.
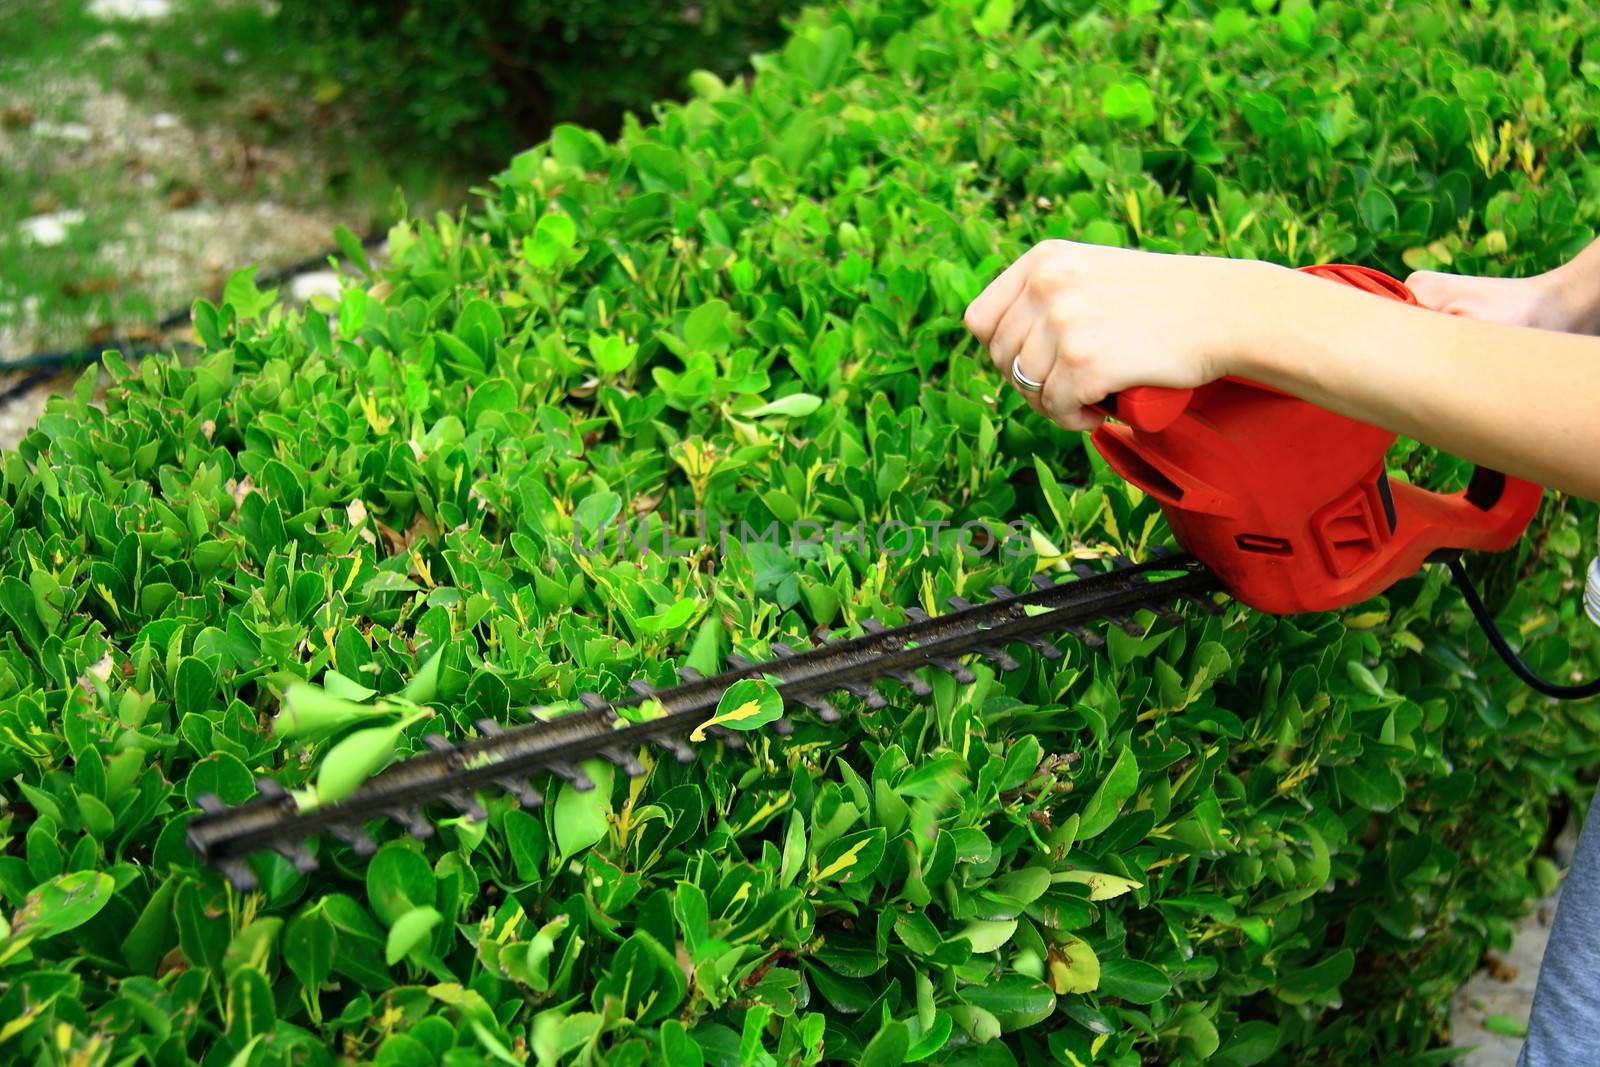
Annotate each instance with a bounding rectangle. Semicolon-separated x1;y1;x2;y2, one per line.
1235;534;1292;555
1093;431;1184;503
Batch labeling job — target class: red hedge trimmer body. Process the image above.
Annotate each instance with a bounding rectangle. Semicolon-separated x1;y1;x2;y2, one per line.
1091;264;1545;614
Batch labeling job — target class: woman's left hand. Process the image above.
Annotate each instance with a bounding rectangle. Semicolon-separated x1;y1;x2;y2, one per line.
963;240;1288;431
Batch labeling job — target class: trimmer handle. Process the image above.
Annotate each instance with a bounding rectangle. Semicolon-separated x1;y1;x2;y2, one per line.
1088;264;1544;615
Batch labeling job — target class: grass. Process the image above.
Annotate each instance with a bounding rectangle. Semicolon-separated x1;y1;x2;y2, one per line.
0;0;467;358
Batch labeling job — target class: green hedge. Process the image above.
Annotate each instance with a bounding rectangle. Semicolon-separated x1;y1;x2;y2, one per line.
3;0;1600;1064
279;0;800;163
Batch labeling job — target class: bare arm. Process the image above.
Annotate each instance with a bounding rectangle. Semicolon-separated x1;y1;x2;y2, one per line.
1237;266;1600;500
963;240;1600;502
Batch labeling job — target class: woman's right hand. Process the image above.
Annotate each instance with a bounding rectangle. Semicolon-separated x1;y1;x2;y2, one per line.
1404;266;1597;335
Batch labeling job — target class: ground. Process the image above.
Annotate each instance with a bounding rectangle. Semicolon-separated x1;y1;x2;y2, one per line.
0;0;462;438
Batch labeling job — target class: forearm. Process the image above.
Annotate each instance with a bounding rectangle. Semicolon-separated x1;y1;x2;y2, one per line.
1236;266;1600;501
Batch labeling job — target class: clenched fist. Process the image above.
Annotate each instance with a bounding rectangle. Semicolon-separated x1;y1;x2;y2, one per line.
963;240;1290;431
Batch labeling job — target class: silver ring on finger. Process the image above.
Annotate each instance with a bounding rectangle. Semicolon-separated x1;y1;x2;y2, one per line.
1011;360;1046;394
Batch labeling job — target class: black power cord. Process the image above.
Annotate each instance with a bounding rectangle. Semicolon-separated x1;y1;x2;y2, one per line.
1444;554;1600;701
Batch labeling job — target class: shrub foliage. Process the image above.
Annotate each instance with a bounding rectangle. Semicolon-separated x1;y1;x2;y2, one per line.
2;0;1600;1064
279;0;800;162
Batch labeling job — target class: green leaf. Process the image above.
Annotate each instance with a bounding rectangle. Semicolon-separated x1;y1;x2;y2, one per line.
962;974;1057;1031
285;907;337;992
226;968;276;1044
1098;959;1171;1004
1077;744;1139;839
315;717;413;804
691;677;782;741
747;392;823;418
1278;948;1355;1003
386;906;443;965
274;682;388;739
1358;187;1398;234
12;870;114;942
554;759;614;860
860;1020;911;1067
956;918;1017;954
971;0;1014;37
1100;80;1157;125
529;212;578;269
367;843;437;927
222;266;276;322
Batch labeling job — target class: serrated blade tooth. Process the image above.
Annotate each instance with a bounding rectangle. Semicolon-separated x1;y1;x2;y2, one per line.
1112;554;1135;569
946;596;974;611
1106;614;1146;637
496;778;544;808
861;618;888;633
771;642;799;658
1062;624;1105;650
710;727;747;749
254;778;288;802
887;669;933;697
476;718;505;737
274;840;318;874
443;791;487;821
579;692;610;713
1031;574;1056;590
977;646;1021;672
550;763;594;790
195;793;226;816
989;584;1016;599
800;694;841;723
929;657;977;684
905;607;931;623
677;666;705;683
389;808;435;838
330;823;378;857
221;860;259;892
424;734;454;754
727;653;755;671
1071;562;1098;579
602;747;646;776
628;679;657;699
838;681;888;709
658;736;697;763
1022;634;1067;659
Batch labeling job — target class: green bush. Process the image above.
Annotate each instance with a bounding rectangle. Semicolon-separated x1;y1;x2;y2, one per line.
3;0;1600;1064
280;0;800;163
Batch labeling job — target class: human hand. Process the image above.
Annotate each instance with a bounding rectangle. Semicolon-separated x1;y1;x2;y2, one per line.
1404;267;1592;334
963;240;1287;431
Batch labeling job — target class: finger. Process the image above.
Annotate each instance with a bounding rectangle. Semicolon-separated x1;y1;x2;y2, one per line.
987;294;1035;372
1010;320;1054;416
964;244;1048;344
1040;358;1104;433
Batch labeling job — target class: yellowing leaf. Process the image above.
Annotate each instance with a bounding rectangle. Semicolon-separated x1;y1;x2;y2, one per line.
814;835;871;881
690;678;781;742
1050;935;1101;994
957;919;1017;954
1054;870;1144;901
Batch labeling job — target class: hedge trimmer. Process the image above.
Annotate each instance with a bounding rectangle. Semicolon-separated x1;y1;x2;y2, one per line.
189;263;1600;889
